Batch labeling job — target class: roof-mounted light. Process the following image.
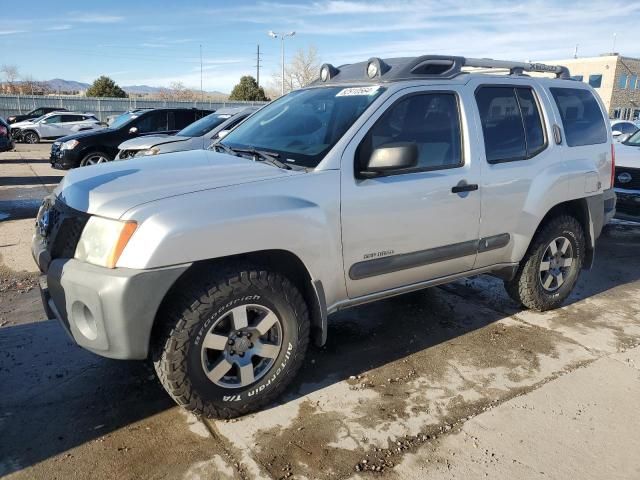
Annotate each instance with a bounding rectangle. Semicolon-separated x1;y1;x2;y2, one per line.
319;63;339;82
365;57;391;79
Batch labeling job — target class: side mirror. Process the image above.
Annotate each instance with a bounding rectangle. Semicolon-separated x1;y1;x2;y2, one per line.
129;126;138;135
362;142;418;177
217;129;230;140
612;130;622;137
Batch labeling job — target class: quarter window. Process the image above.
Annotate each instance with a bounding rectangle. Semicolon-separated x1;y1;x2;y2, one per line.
475;86;546;163
549;88;607;147
358;92;463;173
588;74;602;88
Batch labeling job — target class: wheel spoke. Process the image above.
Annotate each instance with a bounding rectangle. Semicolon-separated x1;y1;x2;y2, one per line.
542;273;554;289
255;311;278;335
238;363;255;386
562;257;573;268
205;358;233;383
253;341;280;359
539;260;551;272
230;306;248;330
202;333;228;351
548;239;558;255
560;238;570;254
555;272;564;287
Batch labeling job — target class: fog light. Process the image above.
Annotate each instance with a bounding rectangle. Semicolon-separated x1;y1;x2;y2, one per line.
71;301;98;340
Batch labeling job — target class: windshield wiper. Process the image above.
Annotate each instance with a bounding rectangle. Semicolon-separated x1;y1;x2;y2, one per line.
211;143;239;156
222;145;292;170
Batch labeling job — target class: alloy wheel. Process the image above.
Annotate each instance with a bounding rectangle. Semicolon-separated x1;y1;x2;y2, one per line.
538;236;575;292
200;304;283;389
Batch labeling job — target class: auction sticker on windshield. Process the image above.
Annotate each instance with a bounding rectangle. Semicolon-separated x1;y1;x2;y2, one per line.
336;86;381;97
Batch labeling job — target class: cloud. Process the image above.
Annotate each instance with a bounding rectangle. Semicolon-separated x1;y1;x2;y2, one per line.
0;29;28;35
47;24;72;31
68;13;124;24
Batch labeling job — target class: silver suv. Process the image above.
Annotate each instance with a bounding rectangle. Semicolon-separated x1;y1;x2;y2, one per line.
11;111;103;144
32;55;616;418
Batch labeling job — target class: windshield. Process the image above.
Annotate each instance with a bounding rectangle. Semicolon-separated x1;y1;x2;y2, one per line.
221;86;385;168
109;112;139;129
178;113;232;137
623;129;640;146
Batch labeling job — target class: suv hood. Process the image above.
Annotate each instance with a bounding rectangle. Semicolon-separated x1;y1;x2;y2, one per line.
55;149;300;218
57;128;112;143
119;135;189;151
615;142;639;169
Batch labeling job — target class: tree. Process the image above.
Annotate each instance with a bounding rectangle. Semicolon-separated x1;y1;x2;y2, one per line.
1;65;20;94
86;76;127;98
270;45;320;97
228;75;268;101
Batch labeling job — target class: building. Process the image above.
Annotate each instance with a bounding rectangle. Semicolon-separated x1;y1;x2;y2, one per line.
547;54;640;120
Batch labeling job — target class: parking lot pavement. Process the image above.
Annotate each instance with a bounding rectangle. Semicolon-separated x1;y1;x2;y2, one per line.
1;146;639;479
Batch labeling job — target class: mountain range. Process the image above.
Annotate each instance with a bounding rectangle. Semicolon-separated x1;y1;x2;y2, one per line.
44;78;228;97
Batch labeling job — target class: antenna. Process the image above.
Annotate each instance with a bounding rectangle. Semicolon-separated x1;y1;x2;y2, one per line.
200;44;203;102
573;44;578;59
256;44;262;87
612;33;617;53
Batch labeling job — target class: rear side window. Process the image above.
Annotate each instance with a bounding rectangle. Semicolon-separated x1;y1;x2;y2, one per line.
475;86;546;163
550;88;607;147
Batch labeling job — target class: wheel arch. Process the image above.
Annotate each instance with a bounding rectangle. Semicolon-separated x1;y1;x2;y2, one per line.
153;249;328;350
527;197;598;269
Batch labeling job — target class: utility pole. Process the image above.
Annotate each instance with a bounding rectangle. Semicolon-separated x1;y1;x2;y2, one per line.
268;31;295;96
200;44;204;102
256;44;262;87
573;44;579;59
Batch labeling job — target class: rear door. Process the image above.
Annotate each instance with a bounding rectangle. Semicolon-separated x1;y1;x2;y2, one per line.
340;85;482;299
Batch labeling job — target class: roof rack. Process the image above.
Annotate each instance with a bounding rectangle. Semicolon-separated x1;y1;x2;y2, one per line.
314;55;571;85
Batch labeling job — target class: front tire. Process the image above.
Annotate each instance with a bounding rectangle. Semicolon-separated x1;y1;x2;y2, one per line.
505;215;585;311
80;151;111;167
152;266;310;418
23;130;39;144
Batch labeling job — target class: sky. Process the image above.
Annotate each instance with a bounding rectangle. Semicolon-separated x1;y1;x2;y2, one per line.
2;0;640;93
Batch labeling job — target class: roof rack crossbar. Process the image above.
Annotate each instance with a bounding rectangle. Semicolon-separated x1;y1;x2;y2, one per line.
462;57;570;79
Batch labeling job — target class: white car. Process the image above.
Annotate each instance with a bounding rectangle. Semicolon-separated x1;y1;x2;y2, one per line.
611;119;639;143
613;129;640;221
11;111;104;144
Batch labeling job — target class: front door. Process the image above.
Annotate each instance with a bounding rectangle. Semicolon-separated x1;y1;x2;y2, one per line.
341;87;482;298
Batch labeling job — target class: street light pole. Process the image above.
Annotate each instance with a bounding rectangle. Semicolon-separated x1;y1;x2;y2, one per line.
268;30;296;96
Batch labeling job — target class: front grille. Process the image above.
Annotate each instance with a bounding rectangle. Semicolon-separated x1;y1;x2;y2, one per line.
43;199;90;260
614;167;640;190
50;142;61;161
10;128;21;139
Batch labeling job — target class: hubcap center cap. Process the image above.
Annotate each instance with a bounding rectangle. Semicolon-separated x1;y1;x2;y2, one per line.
233;335;251;354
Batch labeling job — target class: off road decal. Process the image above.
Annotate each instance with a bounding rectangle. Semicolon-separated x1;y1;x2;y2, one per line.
222;342;293;402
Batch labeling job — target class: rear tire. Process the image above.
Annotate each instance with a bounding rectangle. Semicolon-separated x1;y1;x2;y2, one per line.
505;215;585;311
23;130;39;144
152;265;310;418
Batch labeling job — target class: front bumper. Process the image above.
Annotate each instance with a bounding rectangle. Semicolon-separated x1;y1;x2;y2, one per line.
614;188;640;222
49;143;79;169
35;242;190;359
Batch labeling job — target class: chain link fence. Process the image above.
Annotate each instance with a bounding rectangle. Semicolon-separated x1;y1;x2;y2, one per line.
0;94;268;122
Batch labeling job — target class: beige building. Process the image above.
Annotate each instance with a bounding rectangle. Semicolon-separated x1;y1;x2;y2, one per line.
547;54;640;120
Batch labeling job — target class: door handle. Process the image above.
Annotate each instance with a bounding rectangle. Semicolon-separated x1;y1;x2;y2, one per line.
451;182;478;194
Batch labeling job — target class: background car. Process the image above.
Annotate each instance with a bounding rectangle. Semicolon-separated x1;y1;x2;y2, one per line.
50;107;214;168
11;112;104;144
611;119;639;143
116;106;259;159
6;107;68;125
613;129;640;221
0;116;14;152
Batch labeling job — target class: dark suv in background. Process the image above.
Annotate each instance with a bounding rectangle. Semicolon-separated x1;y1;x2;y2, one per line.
0;117;14;152
7;107;68;124
50;107;213;168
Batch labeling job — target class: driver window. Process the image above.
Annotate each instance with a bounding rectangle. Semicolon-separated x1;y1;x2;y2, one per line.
136;112;167;133
41;115;61;124
358;92;463;172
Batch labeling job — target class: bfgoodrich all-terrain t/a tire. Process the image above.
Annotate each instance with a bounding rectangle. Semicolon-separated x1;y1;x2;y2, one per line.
152;265;310;419
505;215;585;312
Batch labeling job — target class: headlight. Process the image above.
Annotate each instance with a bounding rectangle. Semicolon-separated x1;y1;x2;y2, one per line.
61;139;79;150
74;216;137;268
135;147;160;157
8;116;16;122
